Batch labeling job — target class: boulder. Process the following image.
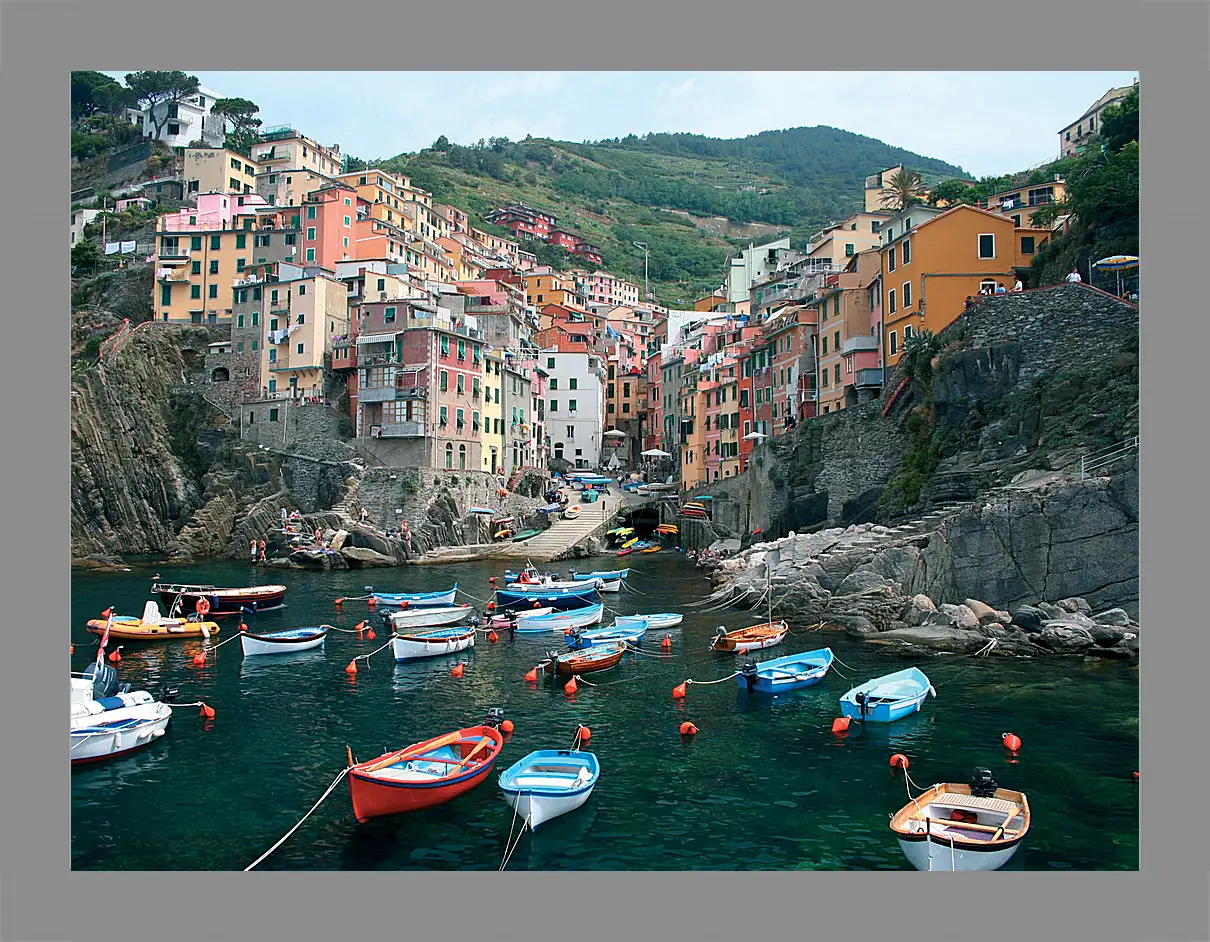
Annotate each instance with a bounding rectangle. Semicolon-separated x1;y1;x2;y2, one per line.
1093;608;1132;627
289;549;332;570
1010;604;1048;631
835;570;893;596
830;615;876;638
872;624;993;654
1036;602;1066;620
1037;623;1096;653
963;598;996;621
1088;625;1127;648
903;594;938;626
340;546;398;568
1056;597;1092;616
939;603;980;630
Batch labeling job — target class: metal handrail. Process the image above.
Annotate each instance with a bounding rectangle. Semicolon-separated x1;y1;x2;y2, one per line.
1079;435;1139;479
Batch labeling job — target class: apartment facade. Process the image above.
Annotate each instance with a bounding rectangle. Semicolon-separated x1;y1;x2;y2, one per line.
814;250;883;414
251;127;344;179
139;86;226;148
184;147;260;196
1059;80;1137;158
543;350;605;469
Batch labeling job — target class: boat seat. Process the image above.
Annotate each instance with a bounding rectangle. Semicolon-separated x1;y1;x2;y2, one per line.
928;794;1020;815
509;773;582;789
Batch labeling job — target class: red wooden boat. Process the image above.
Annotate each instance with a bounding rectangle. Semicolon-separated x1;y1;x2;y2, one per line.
346;723;505;824
152;578;287;617
710;621;789;653
541;640;626;676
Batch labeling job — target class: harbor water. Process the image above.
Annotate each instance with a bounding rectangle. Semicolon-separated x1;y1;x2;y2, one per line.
71;555;1139;871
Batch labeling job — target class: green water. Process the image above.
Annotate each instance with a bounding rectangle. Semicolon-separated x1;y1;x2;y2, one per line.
70;555;1139;871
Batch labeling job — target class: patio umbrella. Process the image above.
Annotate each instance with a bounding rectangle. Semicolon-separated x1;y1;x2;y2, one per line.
742;431;768;441
641;449;672;458
602;429;627;437
1094;255;1140;297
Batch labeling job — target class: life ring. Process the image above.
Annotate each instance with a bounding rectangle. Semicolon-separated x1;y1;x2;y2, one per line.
195;597;211;617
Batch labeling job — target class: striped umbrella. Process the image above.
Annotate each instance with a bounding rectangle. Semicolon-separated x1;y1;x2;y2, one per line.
1093;256;1140;297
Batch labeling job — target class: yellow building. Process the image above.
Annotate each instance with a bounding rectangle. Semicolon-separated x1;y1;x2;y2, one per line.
183;147;260;196
251;127;344;179
335;169;414;229
524;270;587;312
258;272;350;398
255;167;337;208
807;211;892;266
482;349;506;474
982;179;1068;228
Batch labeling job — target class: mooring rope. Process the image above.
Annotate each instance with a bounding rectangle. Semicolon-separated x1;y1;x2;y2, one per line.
499;809;532;871
685;671;740;687
244;766;352;871
621;642;673;659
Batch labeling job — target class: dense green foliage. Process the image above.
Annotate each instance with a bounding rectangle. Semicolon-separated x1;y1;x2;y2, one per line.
212;98;262;156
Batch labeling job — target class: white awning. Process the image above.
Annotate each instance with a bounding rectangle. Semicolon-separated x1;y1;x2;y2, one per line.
357;332;401;345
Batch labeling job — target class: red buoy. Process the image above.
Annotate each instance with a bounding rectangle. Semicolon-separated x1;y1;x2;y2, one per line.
108;649;122;663
500;719;515;735
661;635;672;650
487;602;497;612
533;602;542;609
680;721;698;737
1132;771;1139;782
831;717;851;734
199;704;216;719
488;630;499;643
367;597;378;609
355;620;367;632
345;660;358;675
489;576;497;584
563;676;578;695
672;682;688;700
890;753;910;770
239;622;248;632
524;667;539;683
450;663;465;679
366;628;376;640
71;644;76;655
334;598;344;608
192;652;206;667
1002;732;1022;752
576;725;592;743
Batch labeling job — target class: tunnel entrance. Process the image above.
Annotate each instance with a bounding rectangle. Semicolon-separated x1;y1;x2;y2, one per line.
617;506;662;539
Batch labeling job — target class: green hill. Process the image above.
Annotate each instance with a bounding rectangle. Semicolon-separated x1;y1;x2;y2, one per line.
377;127;967;307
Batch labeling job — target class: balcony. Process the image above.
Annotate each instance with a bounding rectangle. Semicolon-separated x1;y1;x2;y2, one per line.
842;335;880;355
376;421;426;438
854;368;884;388
359;385;398;404
397;385;428;400
157;268;190;283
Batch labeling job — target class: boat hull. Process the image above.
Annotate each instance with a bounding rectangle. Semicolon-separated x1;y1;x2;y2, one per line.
241;629;327;657
568;626;646;649
156;585;286;616
71;704;172;765
543;643;626;676
897;836;1022;871
392;629;476;661
371;587;458;607
495;589;600;609
387;605;473;630
711;623;788;653
617;613;682;629
502;785;595;830
87;620;221;641
839;692;929;723
515;604;605;632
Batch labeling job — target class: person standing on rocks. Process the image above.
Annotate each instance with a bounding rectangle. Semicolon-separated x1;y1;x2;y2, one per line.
258;539;267;563
249;538;257;563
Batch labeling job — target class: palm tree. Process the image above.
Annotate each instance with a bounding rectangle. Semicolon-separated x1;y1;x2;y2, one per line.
900;328;941;383
879;168;929;213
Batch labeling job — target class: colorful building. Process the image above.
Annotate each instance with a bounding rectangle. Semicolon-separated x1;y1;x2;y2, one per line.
814;250;883;414
183;147;260;196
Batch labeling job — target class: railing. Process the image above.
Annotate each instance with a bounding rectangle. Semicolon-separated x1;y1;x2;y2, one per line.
375;422;426;438
358;385;398;404
854;368;884;388
1079;436;1139;479
842;335;880;355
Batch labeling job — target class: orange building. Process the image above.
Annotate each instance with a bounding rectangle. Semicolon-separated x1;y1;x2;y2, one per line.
879;205;1050;367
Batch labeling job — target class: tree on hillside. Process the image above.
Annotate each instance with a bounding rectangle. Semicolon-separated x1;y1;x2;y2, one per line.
71;71;131;121
71;239;101;272
879;168;929;213
1098;86;1139;154
124;71;200;138
343;156;368;172
927;178;974;207
211;97;262;155
432;135;451;152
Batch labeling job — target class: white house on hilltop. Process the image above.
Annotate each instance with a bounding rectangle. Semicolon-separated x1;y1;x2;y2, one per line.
135;85;228;149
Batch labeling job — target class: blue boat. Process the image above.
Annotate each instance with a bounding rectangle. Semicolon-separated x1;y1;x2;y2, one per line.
615;612;683;629
736;648;833;694
566;622;647;649
370;585;458;607
839;667;936;723
570;568;630;582
494;586;601;610
514;603;605;633
498;749;600;830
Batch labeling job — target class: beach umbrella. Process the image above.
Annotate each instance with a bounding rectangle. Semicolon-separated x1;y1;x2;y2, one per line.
602;429;627;437
641;449;672;458
1093;255;1140;297
742;431;768;441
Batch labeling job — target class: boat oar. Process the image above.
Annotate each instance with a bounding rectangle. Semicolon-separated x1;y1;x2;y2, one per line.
357;731;468;773
450;735;495;774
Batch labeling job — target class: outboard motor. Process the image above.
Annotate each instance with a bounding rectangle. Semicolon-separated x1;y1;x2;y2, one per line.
158;683;180;704
740;658;759;693
970;767;998;798
82;660;120;701
484;707;506;729
569;630;584;649
714;626;727;640
855;691;869;721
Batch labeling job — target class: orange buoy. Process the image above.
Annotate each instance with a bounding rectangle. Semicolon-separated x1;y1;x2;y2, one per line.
564;626;574;635
199;704;216;719
524;667;539;683
500;719;515;734
487;629;499;643
563;676;578;695
1132;771;1139;782
661;635;672;650
576;725;592;743
367;597;377;609
672;682;688;700
71;644;76;655
355;620;367;631
191;652;207;666
108;649;122;663
1002;732;1022;752
487;601;497;612
239;621;249;632
533;602;542;609
489;576;497;584
450;663;465;678
890;753;910;770
195;597;210;617
679;721;698;737
345;660;358;675
366;628;376;640
831;717;851;734
334;598;345;608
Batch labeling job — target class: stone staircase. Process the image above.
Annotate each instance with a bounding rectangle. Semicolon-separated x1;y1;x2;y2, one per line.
495;490;621;563
329;477;362;528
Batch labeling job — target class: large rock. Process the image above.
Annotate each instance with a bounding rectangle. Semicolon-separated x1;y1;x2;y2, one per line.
1093;608;1132;627
1056;597;1092;615
340;546;398;568
835;570;893;596
1037;623;1096;653
939;603;980;629
1010;604;1048;631
903;594;937;626
830;614;876;638
1088;624;1128;648
963;598;996;621
872;624;995;654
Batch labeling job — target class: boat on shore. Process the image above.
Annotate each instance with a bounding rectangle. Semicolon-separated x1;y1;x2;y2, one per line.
736;648;833;694
153;579;286;616
498;749;600;830
386;604;474;631
369;585;458;607
391;625;476;662
889;768;1031;871
241;625;329;657
87;601;220;641
564;505;582;519
512;529;544;542
70;662;172;766
710;621;788;653
541;640;626;676
346;718;506;824
839;667;935;723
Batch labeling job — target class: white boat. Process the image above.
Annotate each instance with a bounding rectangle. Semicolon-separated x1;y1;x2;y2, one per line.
514;603;605;632
889;769;1032;871
490;608;553;629
386;604;474;631
70;664;171;766
505;577;603;594
498;749;600;830
392;625;477;662
240;625;329;657
616;612;683;629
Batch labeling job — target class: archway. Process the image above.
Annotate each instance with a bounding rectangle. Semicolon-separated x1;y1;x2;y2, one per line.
211;366;230;382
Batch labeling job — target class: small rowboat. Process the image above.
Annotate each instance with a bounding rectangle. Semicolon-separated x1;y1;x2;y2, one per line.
87;601;220;641
840;667;935;723
154;580;287;616
616;612;683;629
512;529;544;542
467;506;496;515
567;623;646;649
386;604;474;631
347;722;506;824
392;625;476;662
542;640;626;676
710;621;788;653
490;607;553;629
241;625;329;657
498;749;600;830
890;769;1031;871
494;529;515;540
564;505;582;519
515;603;605;632
370;585;458;607
571;568;630;581
617;548;636;557
737;648;833;694
505;577;601;593
70;663;171;766
494;586;601;609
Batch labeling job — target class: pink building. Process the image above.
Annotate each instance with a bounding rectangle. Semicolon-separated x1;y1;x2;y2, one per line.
157;192;271;232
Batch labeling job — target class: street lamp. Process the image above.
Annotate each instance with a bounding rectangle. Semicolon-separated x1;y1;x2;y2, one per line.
632;241;650;301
